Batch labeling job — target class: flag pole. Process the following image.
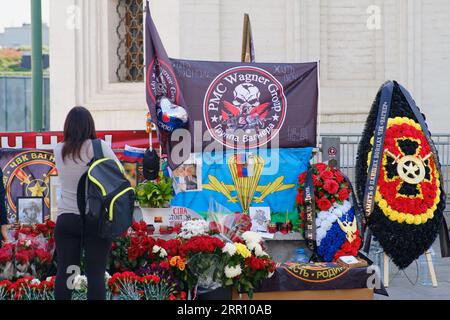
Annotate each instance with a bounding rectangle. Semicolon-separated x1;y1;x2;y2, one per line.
241;13;255;63
31;0;43;131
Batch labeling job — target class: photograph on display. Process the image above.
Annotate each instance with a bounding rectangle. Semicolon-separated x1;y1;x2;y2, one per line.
136;163;145;184
172;155;202;193
122;162;138;187
249;207;271;233
16;197;45;225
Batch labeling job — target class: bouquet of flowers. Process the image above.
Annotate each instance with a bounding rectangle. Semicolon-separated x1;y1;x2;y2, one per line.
109;221;181;273
5;276;55;300
221;231;275;299
207;201;252;242
107;271;186;301
296;163;361;262
178;235;225;292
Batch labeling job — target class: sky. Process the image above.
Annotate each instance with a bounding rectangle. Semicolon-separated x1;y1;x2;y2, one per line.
0;0;49;32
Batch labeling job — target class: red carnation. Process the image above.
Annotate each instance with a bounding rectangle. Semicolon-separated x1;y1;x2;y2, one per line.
323;179;339;194
317;197;332;211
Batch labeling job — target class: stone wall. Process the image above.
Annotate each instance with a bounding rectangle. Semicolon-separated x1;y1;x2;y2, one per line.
49;0;450;134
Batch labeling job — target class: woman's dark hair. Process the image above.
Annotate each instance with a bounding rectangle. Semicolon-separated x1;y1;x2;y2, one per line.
61;106;97;162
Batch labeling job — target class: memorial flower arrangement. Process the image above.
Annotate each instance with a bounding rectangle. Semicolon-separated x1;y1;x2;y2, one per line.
2;216;275;299
221;231;275;299
0;220;56;281
0;276;55;300
296;163;361;262
356;81;446;269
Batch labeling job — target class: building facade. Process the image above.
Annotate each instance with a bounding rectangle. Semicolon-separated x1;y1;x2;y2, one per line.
50;0;450;135
0;23;49;48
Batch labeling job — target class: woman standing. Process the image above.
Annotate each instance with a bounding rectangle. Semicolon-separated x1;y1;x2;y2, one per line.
54;107;120;300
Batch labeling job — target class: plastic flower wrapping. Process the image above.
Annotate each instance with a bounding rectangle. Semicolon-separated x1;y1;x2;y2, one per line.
297;163;362;262
207;200;252;243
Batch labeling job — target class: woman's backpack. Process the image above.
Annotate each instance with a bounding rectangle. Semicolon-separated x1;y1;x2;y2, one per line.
77;139;135;240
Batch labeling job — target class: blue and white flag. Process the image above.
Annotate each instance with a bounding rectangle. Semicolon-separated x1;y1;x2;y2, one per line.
171;148;312;218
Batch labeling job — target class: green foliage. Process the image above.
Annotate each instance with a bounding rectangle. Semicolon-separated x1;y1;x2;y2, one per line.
135;172;174;208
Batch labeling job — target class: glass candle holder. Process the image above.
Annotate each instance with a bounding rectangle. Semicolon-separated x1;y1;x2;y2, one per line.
268;223;277;234
147;224;155;235
159;225;169;234
280;223;289;235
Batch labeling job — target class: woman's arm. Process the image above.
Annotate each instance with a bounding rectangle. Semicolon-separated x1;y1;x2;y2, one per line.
100;140;124;170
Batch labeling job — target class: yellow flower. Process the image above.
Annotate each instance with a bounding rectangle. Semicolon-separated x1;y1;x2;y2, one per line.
414;215;422;225
234;243;251;259
406;214;415;225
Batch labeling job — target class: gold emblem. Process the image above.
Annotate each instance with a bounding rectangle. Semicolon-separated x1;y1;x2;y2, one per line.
337;216;358;243
384;150;431;185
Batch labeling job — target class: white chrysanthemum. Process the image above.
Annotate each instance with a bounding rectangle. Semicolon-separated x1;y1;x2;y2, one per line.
73;275;87;290
222;243;237;256
178;220;209;239
224;265;242;278
159;248;168;258
31;279;41;285
152;245;168;258
104;272;111;280
242;231;262;246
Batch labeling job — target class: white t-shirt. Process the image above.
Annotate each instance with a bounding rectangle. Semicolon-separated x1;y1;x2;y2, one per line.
54;140;121;216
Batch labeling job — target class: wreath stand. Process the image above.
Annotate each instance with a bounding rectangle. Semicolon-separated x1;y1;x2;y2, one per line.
363;230;438;288
382;251;437;288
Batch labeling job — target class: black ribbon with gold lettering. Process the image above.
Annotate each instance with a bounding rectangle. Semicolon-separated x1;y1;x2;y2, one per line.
303;168;317;257
363;81;394;220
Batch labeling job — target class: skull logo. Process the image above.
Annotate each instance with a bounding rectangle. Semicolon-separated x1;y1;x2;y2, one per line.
233;83;261;114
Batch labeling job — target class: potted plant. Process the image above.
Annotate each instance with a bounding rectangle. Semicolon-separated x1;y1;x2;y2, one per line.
135;172;174;228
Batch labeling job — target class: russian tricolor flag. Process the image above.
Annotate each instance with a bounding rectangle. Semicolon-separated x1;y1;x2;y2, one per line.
236;153;254;177
122;145;146;162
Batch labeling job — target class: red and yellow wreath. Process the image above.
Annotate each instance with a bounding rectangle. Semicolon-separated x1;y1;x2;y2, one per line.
368;117;441;225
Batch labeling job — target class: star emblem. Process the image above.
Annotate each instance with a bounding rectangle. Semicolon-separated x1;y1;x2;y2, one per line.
211;115;219;123
272;114;280;121
28;182;47;197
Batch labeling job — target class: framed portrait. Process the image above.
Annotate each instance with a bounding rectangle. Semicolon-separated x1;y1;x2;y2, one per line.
49;175;62;222
122;162;138;187
16;197;45;225
171;154;202;193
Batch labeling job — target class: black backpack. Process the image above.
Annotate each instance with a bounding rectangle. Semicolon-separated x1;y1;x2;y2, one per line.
77;139;135;240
